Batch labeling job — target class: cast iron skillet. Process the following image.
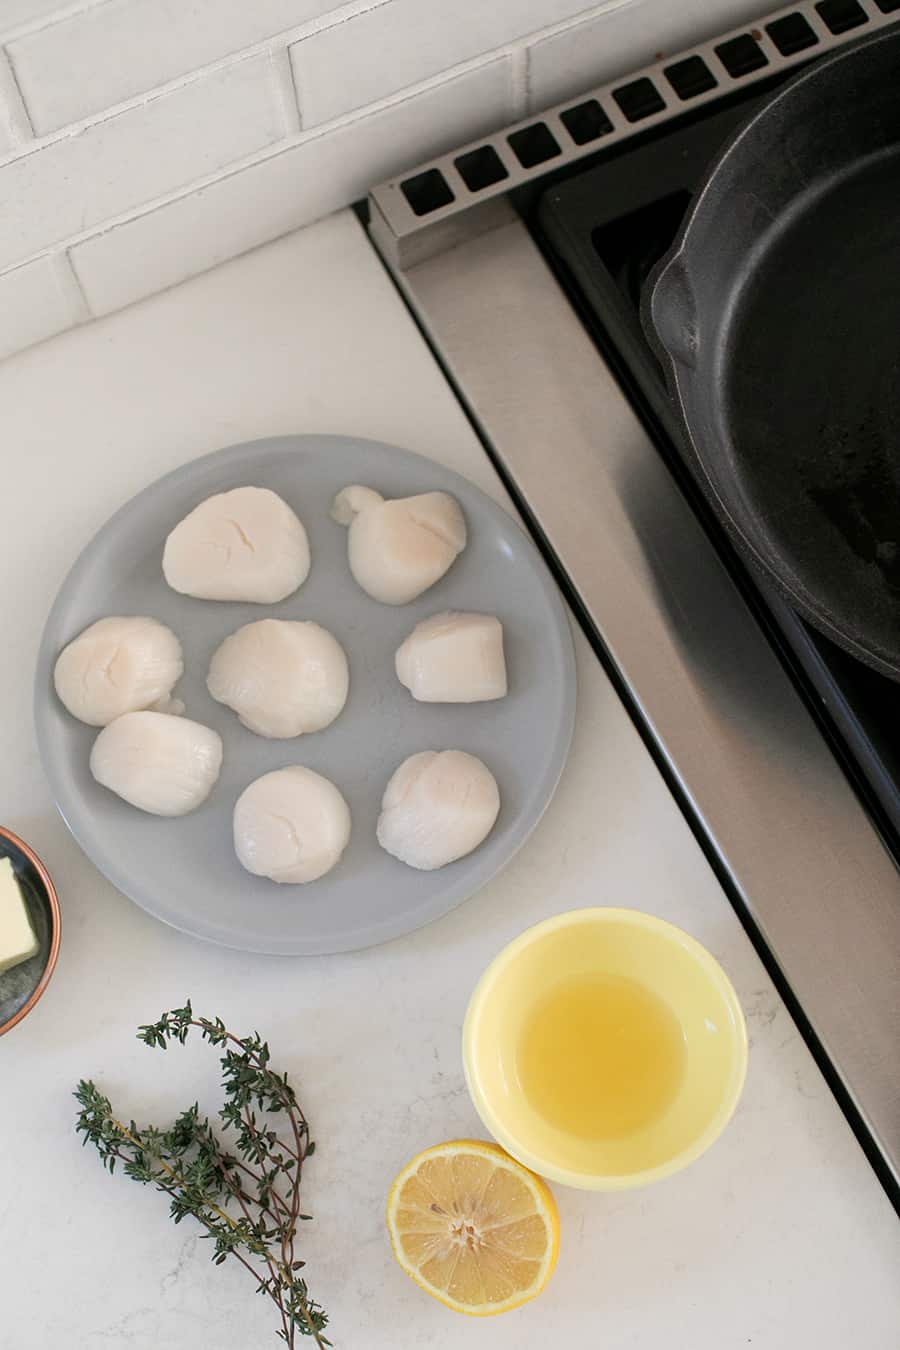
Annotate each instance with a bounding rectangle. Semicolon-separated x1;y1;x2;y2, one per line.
645;26;900;680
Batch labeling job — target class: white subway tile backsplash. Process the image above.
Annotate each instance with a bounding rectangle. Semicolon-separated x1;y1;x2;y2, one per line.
0;253;84;359
290;0;637;126
0;0;785;364
0;48;31;153
72;56;512;315
268;44;303;136
0;54;285;270
527;0;774;109
0;1;76;35
8;0;339;135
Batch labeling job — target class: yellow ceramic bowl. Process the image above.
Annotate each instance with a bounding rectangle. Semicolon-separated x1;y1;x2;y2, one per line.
463;908;747;1190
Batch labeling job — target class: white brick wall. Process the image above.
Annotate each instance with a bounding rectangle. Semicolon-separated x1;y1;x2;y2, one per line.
71;57;512;315
289;0;624;126
0;252;85;359
0;0;70;31
0;0;776;363
0;53;288;269
7;0;339;134
0;47;30;151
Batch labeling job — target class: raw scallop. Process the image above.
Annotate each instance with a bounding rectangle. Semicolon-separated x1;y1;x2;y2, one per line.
207;619;349;738
233;766;351;883
395;612;507;703
331;485;466;604
90;711;222;816
377;750;500;870
54;616;183;726
163;486;310;603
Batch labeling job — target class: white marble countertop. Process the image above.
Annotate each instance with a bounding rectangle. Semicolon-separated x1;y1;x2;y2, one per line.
3;210;899;1350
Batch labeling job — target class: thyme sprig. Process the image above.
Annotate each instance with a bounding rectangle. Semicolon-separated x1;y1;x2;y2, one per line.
75;1002;330;1347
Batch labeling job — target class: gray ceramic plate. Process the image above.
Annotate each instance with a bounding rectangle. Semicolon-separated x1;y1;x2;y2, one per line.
34;436;576;955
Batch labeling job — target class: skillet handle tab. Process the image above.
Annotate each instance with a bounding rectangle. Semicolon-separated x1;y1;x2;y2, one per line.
649;252;698;370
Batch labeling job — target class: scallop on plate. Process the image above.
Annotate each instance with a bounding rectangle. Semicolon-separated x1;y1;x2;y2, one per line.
34;436;576;955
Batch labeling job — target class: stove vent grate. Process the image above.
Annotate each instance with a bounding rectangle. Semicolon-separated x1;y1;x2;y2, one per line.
369;0;899;267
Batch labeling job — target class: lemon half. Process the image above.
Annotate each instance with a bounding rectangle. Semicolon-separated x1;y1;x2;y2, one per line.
386;1139;560;1316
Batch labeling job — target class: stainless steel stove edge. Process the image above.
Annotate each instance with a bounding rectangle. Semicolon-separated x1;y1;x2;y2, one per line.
367;212;900;1187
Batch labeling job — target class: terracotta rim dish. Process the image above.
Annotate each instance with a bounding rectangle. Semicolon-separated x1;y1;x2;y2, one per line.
0;826;61;1035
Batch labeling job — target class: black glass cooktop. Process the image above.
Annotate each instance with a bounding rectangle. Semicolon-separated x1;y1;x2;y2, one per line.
532;83;900;853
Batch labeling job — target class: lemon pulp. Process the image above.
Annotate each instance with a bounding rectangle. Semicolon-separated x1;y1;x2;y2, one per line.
386;1139;559;1315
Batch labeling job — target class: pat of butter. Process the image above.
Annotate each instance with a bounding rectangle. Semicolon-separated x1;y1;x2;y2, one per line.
0;856;39;974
